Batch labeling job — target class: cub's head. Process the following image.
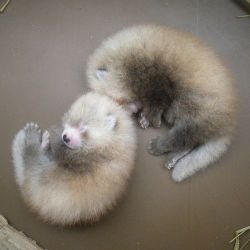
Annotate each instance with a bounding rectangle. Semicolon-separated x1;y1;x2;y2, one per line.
87;46;135;105
62;93;119;150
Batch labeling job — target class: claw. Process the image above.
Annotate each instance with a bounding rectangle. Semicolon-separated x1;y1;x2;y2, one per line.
164;159;177;170
139;116;150;129
24;122;39;131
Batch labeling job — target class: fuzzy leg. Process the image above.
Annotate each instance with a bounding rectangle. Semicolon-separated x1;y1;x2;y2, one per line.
163;110;175;128
171;137;230;182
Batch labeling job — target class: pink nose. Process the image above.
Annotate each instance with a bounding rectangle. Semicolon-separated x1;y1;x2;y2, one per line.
62;126;82;149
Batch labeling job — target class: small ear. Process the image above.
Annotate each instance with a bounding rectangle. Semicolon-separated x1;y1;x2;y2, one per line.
127;101;142;114
79;121;88;133
96;68;108;81
106;114;117;130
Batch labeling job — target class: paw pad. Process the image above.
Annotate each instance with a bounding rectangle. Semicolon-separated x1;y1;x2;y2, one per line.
23;122;42;145
147;136;165;156
24;122;40;132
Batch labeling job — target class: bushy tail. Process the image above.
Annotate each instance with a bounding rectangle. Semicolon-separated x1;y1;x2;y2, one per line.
172;137;231;182
12;130;26;186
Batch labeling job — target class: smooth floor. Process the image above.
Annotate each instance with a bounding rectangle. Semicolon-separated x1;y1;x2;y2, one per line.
0;1;249;249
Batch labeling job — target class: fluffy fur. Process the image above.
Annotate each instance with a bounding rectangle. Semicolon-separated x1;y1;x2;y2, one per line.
12;92;136;225
87;25;237;182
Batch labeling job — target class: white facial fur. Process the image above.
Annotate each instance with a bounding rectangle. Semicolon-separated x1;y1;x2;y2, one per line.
62;114;117;150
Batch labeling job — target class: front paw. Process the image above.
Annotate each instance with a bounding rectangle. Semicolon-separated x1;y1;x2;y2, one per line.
146;108;163;128
138;113;150;129
151;115;162;128
24;122;42;145
41;130;50;150
147;136;166;156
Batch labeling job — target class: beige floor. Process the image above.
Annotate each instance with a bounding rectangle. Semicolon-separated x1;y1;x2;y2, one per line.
0;1;250;249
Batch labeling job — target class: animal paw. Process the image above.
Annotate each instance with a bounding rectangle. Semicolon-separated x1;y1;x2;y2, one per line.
138;113;150;129
147;136;166;156
41;130;50;150
24;122;42;145
151;116;162;128
164;158;177;170
172;167;187;182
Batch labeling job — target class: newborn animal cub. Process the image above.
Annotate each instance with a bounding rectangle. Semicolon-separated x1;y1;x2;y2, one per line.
12;92;136;226
87;25;237;182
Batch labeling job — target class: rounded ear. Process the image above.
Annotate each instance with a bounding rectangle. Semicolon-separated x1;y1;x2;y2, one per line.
79;121;88;133
96;68;108;81
126;101;142;114
106;114;117;130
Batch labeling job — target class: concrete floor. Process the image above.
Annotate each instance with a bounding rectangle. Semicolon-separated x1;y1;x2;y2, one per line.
0;0;249;249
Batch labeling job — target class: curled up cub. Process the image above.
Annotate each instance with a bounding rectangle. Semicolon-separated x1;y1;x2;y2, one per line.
87;25;237;182
12;92;136;225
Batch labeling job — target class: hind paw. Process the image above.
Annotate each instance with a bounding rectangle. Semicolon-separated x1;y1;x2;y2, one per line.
138;113;150;129
41;130;50;150
151;117;162;128
164;158;177;170
23;122;42;145
24;122;40;131
148;136;167;156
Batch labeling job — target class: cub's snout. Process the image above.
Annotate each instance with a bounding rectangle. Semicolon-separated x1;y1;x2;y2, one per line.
62;125;83;149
